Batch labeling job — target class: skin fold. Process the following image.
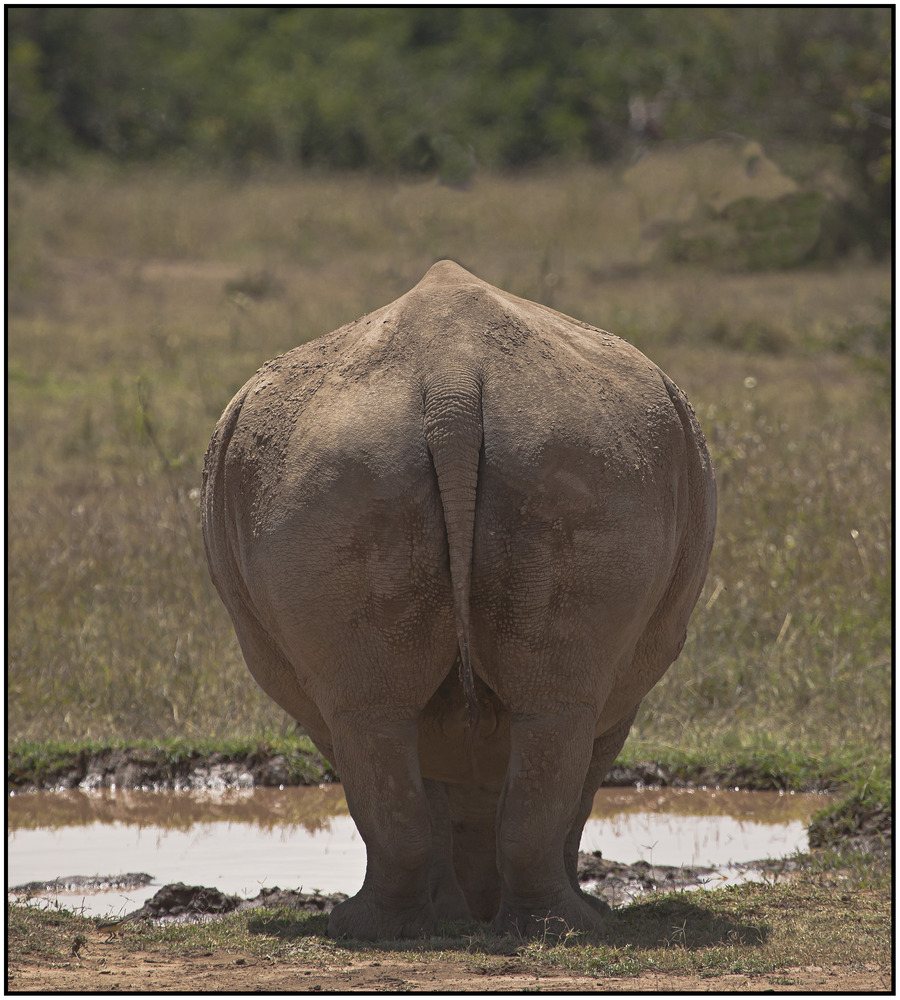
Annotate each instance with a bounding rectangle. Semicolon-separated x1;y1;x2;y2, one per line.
201;260;717;941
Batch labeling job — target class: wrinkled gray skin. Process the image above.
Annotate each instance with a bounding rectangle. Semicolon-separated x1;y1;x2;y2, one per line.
201;261;716;941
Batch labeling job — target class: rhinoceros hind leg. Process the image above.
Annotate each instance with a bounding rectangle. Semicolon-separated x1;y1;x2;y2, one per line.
327;716;436;941
423;779;473;923
446;781;502;922
492;706;606;941
563;709;638;911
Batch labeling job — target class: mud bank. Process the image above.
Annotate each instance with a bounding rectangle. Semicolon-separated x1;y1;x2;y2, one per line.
7;746;337;794
6;746;835;795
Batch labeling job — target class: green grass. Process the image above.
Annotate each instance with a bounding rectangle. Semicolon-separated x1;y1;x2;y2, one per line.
7;162;891;772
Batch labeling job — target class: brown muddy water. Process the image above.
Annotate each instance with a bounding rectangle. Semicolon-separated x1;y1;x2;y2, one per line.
8;785;827;920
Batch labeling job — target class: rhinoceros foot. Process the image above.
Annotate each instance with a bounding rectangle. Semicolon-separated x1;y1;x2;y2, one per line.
493;890;607;942
328;890;436;942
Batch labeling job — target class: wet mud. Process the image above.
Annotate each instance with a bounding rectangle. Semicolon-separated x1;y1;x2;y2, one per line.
7;747;338;795
100;883;347;926
10;873;154;895
6;880;346;927
6;746;834;795
8;851;741;928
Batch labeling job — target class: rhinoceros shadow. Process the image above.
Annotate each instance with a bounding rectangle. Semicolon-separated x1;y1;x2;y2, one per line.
246;894;767;952
598;894;768;950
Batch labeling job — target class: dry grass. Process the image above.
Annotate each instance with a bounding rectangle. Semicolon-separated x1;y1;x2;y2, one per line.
7;163;891;760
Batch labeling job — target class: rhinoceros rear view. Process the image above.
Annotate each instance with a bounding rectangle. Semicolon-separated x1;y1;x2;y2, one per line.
201;260;716;940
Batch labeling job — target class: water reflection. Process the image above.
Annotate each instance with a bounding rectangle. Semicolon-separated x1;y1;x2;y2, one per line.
591;787;821;823
7;784;350;833
8;785;820;833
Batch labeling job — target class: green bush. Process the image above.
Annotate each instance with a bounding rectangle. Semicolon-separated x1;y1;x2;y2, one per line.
7;9;890;246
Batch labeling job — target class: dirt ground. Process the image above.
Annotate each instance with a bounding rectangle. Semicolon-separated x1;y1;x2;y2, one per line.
6;929;891;994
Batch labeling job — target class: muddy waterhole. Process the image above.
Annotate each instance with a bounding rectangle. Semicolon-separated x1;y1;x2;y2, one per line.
8;785;826;920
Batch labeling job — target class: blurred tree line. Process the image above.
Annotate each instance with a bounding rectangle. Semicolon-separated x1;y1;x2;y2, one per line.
8;7;891;252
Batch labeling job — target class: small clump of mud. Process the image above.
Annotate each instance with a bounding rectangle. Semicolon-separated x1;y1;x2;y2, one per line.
573;850;783;907
577;850;717;904
11;873;154;895
104;882;345;927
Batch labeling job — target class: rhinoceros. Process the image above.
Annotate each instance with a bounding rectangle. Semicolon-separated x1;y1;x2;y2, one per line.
201;260;716;940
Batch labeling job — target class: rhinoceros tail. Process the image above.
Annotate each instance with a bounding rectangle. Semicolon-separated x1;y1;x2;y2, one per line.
423;366;483;730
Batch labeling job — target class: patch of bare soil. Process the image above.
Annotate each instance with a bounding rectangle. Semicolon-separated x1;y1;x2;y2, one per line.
6;932;891;994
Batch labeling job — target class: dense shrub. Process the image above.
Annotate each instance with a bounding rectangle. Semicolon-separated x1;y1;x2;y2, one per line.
8;9;890;191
